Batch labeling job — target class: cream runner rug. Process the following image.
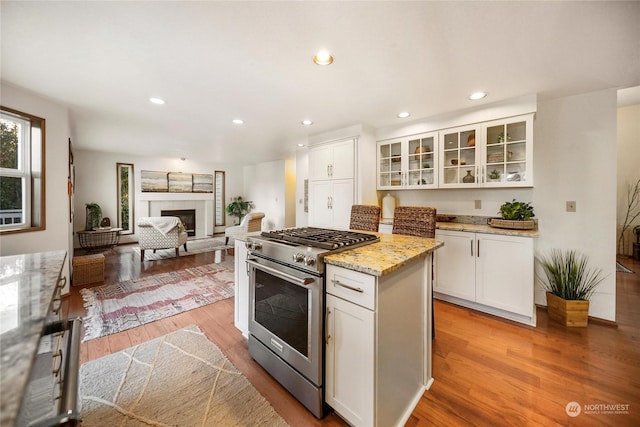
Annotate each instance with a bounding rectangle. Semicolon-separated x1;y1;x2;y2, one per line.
79;325;288;426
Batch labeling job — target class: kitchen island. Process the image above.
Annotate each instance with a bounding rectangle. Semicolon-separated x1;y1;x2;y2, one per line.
0;251;81;427
323;233;443;427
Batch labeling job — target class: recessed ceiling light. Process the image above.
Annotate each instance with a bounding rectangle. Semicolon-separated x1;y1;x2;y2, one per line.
301;119;313;126
397;112;411;118
297;143;305;147
149;97;166;105
313;50;334;65
468;92;488;100
232;119;244;125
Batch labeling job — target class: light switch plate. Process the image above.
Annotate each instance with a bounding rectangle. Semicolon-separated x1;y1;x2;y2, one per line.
566;201;576;212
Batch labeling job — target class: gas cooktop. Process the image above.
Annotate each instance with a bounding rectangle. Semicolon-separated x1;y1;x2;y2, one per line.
261;227;379;250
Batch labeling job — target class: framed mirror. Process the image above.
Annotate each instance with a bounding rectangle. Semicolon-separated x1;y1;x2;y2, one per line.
116;163;134;234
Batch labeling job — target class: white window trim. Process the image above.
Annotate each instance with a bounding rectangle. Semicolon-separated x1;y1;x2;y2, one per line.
1;112;32;229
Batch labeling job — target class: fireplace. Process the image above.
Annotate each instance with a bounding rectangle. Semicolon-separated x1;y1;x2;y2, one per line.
161;209;196;237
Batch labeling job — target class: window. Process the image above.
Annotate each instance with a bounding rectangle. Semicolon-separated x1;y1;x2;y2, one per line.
0;106;45;234
117;163;135;234
215;171;225;226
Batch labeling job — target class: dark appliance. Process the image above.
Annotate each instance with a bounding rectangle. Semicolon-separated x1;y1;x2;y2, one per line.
245;227;379;418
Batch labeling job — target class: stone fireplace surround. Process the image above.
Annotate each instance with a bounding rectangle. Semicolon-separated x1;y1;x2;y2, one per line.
143;200;215;238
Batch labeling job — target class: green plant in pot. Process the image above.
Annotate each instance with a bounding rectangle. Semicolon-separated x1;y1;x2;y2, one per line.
538;249;606;327
488;169;500;180
225;196;254;225
85;202;102;230
488;199;535;230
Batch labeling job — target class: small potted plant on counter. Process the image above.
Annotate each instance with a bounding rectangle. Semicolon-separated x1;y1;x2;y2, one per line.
488;199;535;230
538;249;606;327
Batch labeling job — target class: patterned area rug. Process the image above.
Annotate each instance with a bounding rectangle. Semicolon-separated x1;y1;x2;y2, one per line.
79;325;289;426
616;262;634;273
80;261;234;341
132;237;230;261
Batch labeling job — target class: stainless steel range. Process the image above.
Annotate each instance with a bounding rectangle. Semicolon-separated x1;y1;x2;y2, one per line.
245;227;379;418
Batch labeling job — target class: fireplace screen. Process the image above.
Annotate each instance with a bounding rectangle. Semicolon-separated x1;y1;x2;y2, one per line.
161;209;195;237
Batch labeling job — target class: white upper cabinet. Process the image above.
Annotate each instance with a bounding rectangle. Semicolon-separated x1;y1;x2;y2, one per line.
378;132;438;190
439;114;534;188
377;113;534;190
309;139;354;181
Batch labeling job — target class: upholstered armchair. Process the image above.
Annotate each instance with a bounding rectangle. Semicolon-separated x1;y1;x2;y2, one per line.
137;216;188;261
224;212;265;244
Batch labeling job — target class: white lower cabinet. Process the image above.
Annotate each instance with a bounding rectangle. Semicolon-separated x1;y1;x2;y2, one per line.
325;261;431;427
233;239;249;337
325;293;375;427
434;229;535;325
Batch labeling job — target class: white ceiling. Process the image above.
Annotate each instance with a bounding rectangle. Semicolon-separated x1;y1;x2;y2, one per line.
2;1;639;165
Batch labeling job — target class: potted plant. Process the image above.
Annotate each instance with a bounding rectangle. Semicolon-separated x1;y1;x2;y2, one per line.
488;169;501;181
85;202;102;230
538;249;606;327
225;196;254;225
488;199;535;230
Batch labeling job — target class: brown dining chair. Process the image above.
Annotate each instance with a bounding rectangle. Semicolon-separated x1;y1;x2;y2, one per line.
349;205;381;232
392;206;437;339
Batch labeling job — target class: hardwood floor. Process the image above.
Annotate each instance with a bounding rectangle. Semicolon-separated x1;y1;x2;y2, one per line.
65;246;640;426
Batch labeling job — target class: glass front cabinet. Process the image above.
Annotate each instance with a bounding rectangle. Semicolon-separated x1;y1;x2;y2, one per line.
439;114;534;188
378;132;438;190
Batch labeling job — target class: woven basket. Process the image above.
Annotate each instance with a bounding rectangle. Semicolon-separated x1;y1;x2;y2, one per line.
72;254;105;286
487;218;535;230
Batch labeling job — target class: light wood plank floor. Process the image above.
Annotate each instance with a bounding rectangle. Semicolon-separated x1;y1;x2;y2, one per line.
65;245;640;426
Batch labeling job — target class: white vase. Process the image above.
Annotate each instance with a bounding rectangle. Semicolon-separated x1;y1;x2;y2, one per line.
382;193;396;220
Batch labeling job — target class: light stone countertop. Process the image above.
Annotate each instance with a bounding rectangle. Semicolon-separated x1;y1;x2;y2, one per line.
0;250;67;427
436;222;539;237
323;232;443;276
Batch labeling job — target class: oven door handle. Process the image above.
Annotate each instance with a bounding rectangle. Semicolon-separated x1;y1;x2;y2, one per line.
246;258;316;287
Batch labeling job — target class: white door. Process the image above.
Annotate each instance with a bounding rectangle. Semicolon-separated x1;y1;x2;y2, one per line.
330;179;354;230
434;230;476;301
475;233;534;317
330;139;355;180
325;294;374;427
308;180;332;228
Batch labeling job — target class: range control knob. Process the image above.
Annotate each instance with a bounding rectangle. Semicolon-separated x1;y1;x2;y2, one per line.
252;242;262;250
292;253;305;263
304;256;316;266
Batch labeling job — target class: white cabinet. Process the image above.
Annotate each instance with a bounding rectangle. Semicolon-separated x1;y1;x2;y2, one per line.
309;139;354;180
435;229;535;325
309;139;355;229
233;239;249;337
325;293;375;427
376;114;534;190
439;114;534;188
325;261;431;427
377;132;438;189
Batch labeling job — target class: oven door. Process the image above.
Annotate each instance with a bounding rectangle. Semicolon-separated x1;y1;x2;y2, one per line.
247;256;323;386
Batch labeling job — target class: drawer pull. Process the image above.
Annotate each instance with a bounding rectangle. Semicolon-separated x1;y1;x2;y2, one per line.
332;279;364;293
52;296;63;315
325;308;331;345
56;275;67;290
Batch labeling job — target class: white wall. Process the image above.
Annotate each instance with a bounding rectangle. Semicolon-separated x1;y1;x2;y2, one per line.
0;83;73;290
616;103;640;255
533;89;617;321
73;150;242;243
243;159;291;230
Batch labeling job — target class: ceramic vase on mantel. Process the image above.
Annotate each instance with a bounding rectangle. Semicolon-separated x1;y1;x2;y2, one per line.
546;292;590;327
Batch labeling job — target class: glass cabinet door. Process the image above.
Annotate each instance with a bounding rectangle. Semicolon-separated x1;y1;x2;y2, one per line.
440;126;478;186
407;134;437;187
484;115;532;186
378;141;403;188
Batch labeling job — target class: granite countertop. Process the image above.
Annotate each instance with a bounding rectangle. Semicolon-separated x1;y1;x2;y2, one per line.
324;232;443;276
436;222;539;237
0;250;67;427
380;217;538;238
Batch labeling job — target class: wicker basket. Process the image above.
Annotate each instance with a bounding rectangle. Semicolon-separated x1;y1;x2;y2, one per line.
487;218;535;230
72;254;105;286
